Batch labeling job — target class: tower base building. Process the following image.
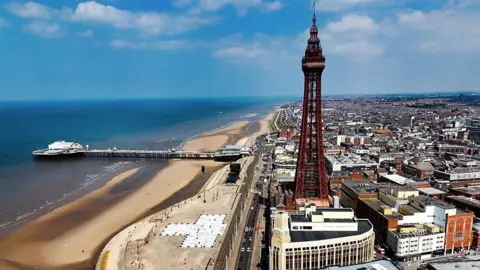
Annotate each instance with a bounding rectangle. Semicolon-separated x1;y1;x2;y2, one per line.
270;207;375;270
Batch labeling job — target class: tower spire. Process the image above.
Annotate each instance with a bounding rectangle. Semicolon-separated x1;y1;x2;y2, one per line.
313;0;316;24
306;0;321;55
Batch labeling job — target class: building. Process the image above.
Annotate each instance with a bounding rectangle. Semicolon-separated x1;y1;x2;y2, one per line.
325;154;378;176
339;181;377;211
48;141;83;150
434;168;480;181
402;162;436;180
336;134;371;146
325;259;399;270
355;187;474;255
386;224;445;260
270;207;375;270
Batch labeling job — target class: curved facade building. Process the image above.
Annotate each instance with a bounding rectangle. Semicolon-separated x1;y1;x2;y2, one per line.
270;207;375;270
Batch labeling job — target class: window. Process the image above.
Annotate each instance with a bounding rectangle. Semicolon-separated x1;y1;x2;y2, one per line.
303;226;312;230
455;232;463;239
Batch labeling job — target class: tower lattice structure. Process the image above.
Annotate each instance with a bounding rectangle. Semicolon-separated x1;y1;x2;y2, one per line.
293;10;329;206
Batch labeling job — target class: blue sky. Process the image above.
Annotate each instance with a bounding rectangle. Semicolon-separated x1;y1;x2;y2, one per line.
0;0;479;100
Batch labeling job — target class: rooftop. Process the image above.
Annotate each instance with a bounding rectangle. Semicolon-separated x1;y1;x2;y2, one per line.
409;195;456;209
342;180;378;195
451;186;480;196
415;187;446;195
362;199;401;220
289;219;372;242
326;154;377;165
428;260;480;270
380;173;415;185
447;195;480;209
326;259;399;270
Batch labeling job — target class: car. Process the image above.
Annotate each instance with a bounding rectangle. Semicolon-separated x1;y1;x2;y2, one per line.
249;237;252;241
247;247;251;252
241;247;245;252
243;239;246;243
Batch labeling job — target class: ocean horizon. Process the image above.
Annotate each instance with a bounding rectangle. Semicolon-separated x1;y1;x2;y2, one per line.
0;97;294;233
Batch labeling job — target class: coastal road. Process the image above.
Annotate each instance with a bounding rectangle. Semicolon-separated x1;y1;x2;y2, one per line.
235;193;260;270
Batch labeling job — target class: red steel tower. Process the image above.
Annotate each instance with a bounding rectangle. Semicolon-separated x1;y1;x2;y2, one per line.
293;9;329;206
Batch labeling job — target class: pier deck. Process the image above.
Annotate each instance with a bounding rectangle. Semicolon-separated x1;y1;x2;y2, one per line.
32;149;246;161
84;149;215;159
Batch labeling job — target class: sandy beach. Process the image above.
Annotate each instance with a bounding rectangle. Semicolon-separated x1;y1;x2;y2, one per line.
181;120;250;151
0;114;273;270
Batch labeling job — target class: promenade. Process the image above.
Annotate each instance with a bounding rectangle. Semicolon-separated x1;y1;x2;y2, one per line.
96;155;255;270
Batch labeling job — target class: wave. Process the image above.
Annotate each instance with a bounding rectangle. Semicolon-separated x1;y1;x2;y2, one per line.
242;113;257;118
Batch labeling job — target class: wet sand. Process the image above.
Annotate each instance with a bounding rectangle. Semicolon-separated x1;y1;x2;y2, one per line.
0;119;257;270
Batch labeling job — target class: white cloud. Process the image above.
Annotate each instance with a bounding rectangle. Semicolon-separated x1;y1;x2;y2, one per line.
212;33;302;69
320;14;384;58
6;1;214;35
110;39;191;50
5;1;53;19
331;39;384;59
325;14;379;33
110;39;144;49
395;8;480;52
0;17;8;27
174;0;283;15
214;47;265;59
77;29;93;37
154;40;191;50
23;21;64;38
314;0;386;12
265;1;283;12
71;1;215;35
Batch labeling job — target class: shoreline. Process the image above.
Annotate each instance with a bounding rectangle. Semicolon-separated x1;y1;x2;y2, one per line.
0;110;275;270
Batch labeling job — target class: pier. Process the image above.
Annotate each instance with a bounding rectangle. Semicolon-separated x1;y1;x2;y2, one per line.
84;149;215;159
32;141;251;162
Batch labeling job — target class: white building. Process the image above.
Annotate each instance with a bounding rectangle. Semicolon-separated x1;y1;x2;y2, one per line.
336;134;369;146
325;154;378;175
270;207;375;270
48;141;83;150
386;224;445;260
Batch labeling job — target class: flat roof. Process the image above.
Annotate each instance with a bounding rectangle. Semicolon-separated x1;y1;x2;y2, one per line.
451;186;480;195
326;259;399;270
415;187;446;195
289;219;372;243
326;154;377;166
342;181;378;195
380;173;414;185
314;208;353;214
362;199;402;220
290;215;309;223
447;195;480;209
428;260;480;270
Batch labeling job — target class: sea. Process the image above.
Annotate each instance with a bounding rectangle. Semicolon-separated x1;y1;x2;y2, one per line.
0;97;293;234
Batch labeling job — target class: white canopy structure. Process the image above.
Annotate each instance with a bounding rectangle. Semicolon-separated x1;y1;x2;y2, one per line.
48;141;83;150
160;214;227;248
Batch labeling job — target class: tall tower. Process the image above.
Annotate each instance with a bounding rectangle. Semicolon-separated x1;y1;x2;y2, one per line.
293;8;329;206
